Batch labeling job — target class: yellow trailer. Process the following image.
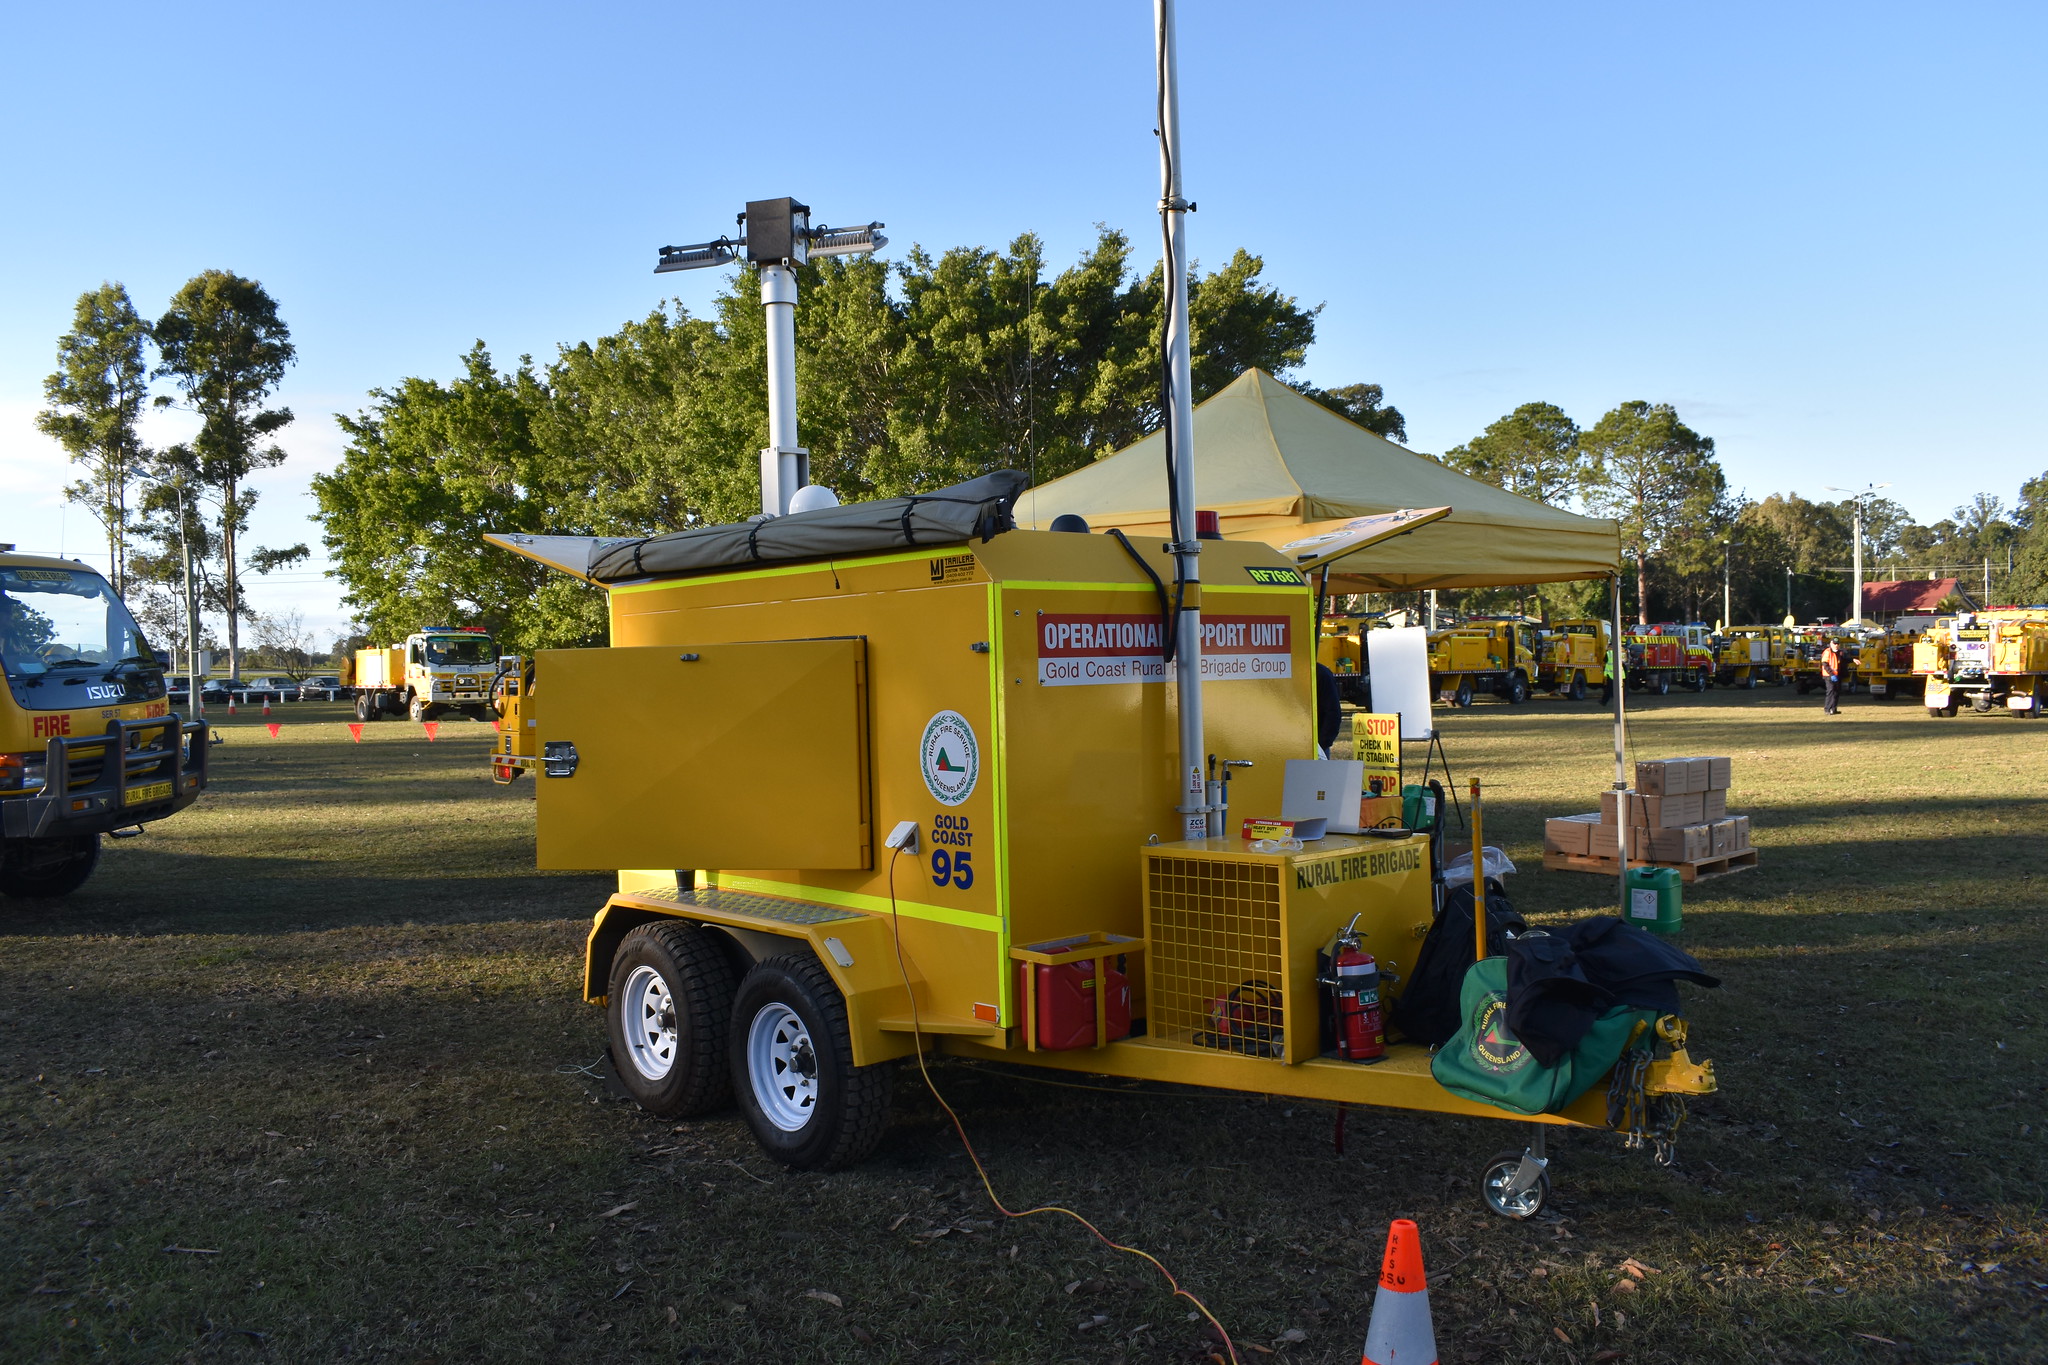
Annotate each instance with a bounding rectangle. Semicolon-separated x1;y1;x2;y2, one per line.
484;486;1714;1216
1714;625;1790;688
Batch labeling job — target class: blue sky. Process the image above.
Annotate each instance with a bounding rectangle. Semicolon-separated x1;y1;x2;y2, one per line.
3;1;2042;641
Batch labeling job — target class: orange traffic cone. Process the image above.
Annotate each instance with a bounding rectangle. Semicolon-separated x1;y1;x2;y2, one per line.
1360;1219;1436;1365
262;699;271;716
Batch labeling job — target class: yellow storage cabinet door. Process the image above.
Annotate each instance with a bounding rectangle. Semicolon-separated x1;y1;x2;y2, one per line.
535;639;871;871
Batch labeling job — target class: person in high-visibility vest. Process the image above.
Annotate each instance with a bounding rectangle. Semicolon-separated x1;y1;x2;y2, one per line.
1820;638;1843;715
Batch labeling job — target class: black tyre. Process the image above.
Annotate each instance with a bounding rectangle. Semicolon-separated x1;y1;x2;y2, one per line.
730;953;892;1171
1927;707;1945;718
462;705;488;722
1505;672;1530;705
1795;678;1812;695
409;696;437;723
1745;674;1759;690
354;693;372;722
0;835;101;899
1601;683;1615;705
606;921;738;1117
1655;675;1671;696
1942;701;1960;717
1480;1148;1550;1220
1567;671;1587;701
1691;669;1709;693
1972;694;1995;714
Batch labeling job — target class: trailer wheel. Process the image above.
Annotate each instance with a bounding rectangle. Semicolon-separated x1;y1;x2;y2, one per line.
1454;679;1474;708
606;922;737;1117
0;835;101;899
1479;1148;1550;1220
731;954;892;1171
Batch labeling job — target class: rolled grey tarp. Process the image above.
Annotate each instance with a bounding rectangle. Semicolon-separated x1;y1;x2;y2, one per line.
585;470;1030;584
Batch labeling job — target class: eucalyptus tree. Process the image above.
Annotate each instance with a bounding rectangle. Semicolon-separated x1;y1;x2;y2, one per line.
36;283;154;594
153;271;305;679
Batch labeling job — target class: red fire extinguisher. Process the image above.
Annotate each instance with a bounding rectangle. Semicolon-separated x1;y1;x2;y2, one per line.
1327;915;1385;1063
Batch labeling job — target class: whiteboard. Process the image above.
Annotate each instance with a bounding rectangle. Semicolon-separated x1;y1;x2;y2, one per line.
1367;625;1434;741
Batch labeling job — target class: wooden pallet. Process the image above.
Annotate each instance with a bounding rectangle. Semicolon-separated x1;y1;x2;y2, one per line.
1543;848;1760;883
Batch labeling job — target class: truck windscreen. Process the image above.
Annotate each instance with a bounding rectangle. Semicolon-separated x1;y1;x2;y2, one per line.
425;636;494;666
0;566;159;709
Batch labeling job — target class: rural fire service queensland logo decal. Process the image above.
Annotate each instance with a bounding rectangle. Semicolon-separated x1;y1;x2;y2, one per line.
919;710;979;807
1470;991;1528;1074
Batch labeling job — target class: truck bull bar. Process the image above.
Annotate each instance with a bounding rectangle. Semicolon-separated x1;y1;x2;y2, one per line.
1;714;211;839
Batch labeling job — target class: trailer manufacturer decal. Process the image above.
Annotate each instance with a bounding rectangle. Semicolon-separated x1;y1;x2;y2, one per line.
919;710;980;806
1291;843;1422;890
928;555;977;584
1035;613;1291;686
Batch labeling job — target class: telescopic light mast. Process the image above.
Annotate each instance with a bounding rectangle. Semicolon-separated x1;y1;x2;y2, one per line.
655;201;886;517
1155;0;1209;839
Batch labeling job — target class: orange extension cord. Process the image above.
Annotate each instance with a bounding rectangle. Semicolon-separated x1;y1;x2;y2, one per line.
886;849;1241;1365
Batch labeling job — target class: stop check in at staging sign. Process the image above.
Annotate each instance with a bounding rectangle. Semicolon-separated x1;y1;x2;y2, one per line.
1036;613;1291;686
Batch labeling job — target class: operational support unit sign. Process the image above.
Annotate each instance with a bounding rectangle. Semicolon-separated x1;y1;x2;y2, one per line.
1036;613;1292;687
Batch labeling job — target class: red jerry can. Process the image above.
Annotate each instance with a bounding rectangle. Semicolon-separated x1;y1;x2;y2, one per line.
1021;957;1132;1050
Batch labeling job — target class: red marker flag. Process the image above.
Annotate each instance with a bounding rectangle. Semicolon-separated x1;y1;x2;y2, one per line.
265;722;281;738
348;723;363;743
422;721;440;742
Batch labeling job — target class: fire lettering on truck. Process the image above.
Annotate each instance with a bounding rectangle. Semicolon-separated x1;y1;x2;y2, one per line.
1292;844;1423;890
33;714;73;738
1035;613;1292;687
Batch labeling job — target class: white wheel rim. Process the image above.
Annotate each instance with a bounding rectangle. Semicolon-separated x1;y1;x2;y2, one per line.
619;965;678;1081
747;1002;820;1132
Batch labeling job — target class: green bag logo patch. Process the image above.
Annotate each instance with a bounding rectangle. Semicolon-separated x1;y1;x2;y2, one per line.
1469;991;1528;1074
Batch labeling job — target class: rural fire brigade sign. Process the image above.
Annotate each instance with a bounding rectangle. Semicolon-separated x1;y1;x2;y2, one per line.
920;710;980;806
1036;613;1291;686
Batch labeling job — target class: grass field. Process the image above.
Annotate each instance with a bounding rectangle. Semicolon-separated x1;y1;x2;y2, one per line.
2;689;2044;1363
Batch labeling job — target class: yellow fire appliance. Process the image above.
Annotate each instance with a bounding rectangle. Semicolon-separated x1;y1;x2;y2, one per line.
1537;618;1610;699
0;551;209;898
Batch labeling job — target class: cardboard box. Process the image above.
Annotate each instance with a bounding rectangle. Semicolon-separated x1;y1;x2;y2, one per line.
1701;789;1727;822
1600;789;1635;824
1634;760;1682;795
1544;813;1600;856
1590;822;1623;858
1710;818;1736;855
1634;792;1702;828
1646;823;1712;861
1685;758;1711;793
1734;814;1751;849
1707;756;1732;790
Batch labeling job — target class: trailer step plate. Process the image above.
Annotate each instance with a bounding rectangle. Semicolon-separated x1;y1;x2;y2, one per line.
621;884;862;927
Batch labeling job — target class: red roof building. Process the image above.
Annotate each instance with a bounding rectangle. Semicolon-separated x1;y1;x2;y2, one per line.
1860;578;1974;618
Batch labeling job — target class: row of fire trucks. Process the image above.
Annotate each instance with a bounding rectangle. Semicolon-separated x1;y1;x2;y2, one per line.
1317;609;2048;715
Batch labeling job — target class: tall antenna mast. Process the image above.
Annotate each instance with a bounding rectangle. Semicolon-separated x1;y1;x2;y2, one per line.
655;199;886;517
1156;0;1208;838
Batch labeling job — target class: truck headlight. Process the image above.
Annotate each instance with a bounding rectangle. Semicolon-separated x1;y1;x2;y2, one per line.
0;753;46;792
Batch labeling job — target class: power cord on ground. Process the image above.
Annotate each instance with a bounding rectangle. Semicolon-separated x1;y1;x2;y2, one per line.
885;847;1240;1364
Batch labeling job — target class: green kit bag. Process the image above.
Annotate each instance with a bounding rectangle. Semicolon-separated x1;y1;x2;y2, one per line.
1429;957;1654;1116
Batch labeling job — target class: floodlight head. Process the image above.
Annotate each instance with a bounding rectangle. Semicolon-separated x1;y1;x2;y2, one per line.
808;222;888;258
655;239;738;273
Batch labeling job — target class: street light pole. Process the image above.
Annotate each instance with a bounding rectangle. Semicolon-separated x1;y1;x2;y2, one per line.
1824;482;1891;624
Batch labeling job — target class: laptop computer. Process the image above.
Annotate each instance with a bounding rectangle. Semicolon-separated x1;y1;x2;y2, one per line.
1281;758;1365;835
